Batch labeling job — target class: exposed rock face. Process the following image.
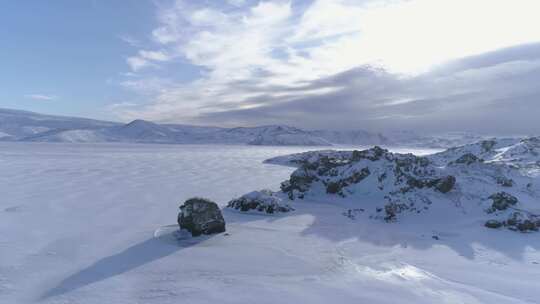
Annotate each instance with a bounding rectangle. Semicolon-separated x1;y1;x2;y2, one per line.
178;198;226;237
431;137;540;171
384;202;409;222
434;176;456;193
488;192;518;211
481;140;497;152
264;138;540;231
496;177;514;187
502;212;539;232
485;220;503;229
453;153;482;165
227;190;293;214
484;194;540;232
279;146;455;201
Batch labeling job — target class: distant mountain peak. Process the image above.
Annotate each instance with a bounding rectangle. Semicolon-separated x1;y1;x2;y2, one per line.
123;119;159;128
0;108;499;148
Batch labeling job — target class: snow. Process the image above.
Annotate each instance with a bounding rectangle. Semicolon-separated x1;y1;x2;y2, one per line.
1;142;539;303
1;108;497;148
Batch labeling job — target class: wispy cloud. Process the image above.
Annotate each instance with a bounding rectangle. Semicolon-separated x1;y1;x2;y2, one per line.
24;94;57;101
119;34;142;48
116;0;540;134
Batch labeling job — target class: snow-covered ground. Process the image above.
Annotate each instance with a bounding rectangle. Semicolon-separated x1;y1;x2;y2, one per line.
1;143;539;304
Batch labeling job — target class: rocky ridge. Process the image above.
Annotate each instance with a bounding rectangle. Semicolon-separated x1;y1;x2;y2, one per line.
261;138;540;231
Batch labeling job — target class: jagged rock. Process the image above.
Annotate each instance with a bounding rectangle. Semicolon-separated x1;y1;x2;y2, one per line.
503;212;539;232
434;176;456;193
227;190;293;214
488;192;518;211
402;175;455;193
384;202;409;222
485;220;503;229
280;170;316;200
351;146;387;161
267;142;539;229
454;153;482;165
326;182;341;194
178;198;226;237
326;167;370;195
517;220;537;232
481;140;496;152
496;177;514;187
280;147;438;200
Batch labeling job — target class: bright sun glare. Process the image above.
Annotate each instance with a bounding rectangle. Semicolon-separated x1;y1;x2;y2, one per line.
354;0;540;74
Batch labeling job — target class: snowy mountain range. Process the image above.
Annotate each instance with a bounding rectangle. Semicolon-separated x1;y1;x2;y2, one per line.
0;108;495;147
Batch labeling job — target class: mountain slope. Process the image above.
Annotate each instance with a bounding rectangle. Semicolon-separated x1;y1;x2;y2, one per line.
0;108;119;141
0;108;497;147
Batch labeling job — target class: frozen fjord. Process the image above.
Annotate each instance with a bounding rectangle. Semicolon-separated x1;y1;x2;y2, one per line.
0;142;538;304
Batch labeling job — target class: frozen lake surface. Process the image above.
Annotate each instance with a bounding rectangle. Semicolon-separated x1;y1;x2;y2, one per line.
1;143;538;304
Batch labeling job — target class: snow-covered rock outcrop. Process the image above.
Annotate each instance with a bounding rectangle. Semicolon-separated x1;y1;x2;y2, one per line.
227;190;294;214
266;140;540;231
431;137;540;172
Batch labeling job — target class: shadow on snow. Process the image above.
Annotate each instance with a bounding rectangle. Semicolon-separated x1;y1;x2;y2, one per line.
40;232;209;300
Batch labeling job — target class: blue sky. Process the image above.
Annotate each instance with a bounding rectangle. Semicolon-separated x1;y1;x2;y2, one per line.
0;1;157;118
2;0;540;133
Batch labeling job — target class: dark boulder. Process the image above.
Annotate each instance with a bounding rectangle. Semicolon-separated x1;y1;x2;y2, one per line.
178;198;226;237
517;220;537;232
489;192;518;211
501;212;538;232
481;140;496;152
485;220;503;229
454;153;482;165
326;182;341;194
434;176;456;193
496;177;514;187
384;202;409;222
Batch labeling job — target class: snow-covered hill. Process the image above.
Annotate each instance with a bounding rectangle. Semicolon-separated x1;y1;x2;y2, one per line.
384;130;488;149
0;108;119;141
248;125;331;146
431;137;540;173
0;108;500;147
263;138;540;231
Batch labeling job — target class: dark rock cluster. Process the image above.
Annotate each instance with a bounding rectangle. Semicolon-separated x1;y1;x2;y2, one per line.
487;192;518;212
485;212;540;232
227;190;294;214
280;146;454;200
453;153;483;165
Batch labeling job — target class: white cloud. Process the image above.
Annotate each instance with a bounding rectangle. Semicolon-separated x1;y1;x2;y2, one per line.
139;50;170;61
126;56;153;71
120;77;173;94
116;0;540;131
106;102;137;111
126;49;171;71
119;35;141;47
227;0;246;7
24;94;56;101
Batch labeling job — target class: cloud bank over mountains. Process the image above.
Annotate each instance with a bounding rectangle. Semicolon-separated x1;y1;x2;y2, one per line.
116;0;540;135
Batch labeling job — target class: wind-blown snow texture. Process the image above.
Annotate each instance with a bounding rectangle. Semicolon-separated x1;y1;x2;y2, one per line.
2;141;540;303
0;108;493;147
